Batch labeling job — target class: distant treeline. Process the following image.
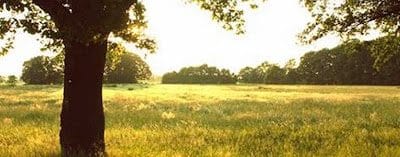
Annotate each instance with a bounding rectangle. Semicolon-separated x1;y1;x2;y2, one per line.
163;37;400;85
16;43;152;85
162;64;237;84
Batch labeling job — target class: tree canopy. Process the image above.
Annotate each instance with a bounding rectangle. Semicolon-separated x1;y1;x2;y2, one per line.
2;1;400;63
0;75;4;84
104;42;151;83
19;42;151;84
299;0;400;69
238;37;400;85
162;64;237;84
2;0;400;155
105;52;152;83
3;0;399;73
0;0;266;56
21;55;63;84
6;75;18;86
238;61;290;84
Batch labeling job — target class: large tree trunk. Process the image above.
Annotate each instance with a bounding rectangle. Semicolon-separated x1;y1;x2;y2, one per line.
60;39;108;156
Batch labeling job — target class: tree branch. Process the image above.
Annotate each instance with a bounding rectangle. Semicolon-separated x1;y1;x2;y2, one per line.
32;0;70;29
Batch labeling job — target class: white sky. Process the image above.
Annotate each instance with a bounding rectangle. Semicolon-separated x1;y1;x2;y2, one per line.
0;0;343;76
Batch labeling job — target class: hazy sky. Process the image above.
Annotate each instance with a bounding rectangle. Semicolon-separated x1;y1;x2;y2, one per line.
0;0;343;76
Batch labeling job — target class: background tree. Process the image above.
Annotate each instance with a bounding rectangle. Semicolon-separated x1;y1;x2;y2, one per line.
21;56;63;84
284;59;296;71
104;42;152;83
237;37;400;85
161;71;180;84
297;49;341;84
105;53;151;83
334;40;375;84
296;38;400;85
162;64;237;84
264;64;286;84
300;0;400;70
32;42;151;85
219;69;237;84
0;75;4;84
283;59;299;83
370;37;400;85
21;56;48;84
104;42;127;79
1;0;265;155
6;75;18;86
238;62;286;84
238;67;257;83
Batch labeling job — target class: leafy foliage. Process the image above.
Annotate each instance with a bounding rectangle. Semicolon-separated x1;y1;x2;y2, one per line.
0;0;267;55
300;0;400;43
0;75;4;84
6;75;17;86
162;64;237;84
239;37;400;85
1;0;266;155
105;42;152;83
21;56;63;84
0;0;156;54
19;43;151;84
369;35;400;70
187;0;267;34
297;37;400;85
299;0;400;70
105;53;152;84
238;62;289;84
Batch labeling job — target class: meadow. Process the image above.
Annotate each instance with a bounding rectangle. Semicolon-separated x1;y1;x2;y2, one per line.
0;84;400;156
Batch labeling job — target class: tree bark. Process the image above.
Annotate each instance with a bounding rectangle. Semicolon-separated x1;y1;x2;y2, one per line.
60;39;108;156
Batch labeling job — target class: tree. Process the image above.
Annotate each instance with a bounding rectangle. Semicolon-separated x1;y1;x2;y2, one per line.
105;53;151;83
296;38;400;85
21;56;63;84
161;64;237;84
104;43;152;83
27;42;150;85
284;59;296;70
219;68;237;84
1;0;264;155
333;40;375;85
297;49;342;84
285;69;300;84
0;75;4;84
369;36;400;85
6;75;17;86
264;64;286;84
283;59;300;83
161;71;180;84
300;0;400;70
21;56;48;84
237;37;399;85
241;62;287;84
238;67;254;83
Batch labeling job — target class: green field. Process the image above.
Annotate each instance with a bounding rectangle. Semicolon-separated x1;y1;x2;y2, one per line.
1;84;400;156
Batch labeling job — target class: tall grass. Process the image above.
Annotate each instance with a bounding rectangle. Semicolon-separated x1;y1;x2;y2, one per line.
1;84;400;156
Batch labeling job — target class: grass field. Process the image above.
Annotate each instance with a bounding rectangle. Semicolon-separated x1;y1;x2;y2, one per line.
1;84;400;156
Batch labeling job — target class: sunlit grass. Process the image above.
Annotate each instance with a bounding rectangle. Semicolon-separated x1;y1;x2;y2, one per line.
1;84;400;156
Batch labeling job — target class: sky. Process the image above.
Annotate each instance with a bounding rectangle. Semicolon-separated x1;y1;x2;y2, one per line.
0;0;344;76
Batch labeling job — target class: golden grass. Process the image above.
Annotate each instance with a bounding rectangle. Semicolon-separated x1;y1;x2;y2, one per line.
0;84;400;156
